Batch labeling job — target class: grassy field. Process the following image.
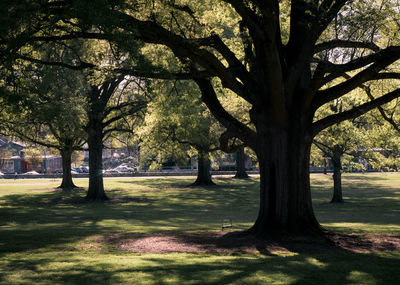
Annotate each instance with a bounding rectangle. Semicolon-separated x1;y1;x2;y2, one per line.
0;173;399;284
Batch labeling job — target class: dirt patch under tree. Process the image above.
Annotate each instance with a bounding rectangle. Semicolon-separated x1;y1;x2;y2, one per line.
86;231;400;254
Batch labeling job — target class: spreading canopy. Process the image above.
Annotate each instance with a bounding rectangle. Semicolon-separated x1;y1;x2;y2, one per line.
2;0;400;234
2;1;400;146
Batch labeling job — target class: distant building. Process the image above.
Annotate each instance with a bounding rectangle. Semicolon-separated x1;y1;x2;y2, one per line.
2;154;62;174
0;137;25;155
0;137;62;173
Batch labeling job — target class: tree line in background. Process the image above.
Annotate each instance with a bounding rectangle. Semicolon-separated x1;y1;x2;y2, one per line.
1;0;400;239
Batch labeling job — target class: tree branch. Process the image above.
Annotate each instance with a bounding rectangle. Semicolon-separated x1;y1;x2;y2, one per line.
314;40;380;53
313;139;333;156
312;46;400;109
194;78;257;149
4;121;60;150
98;76;125;111
362;86;400;133
17;55;95;70
115;67;213;80
220;0;265;42
312;88;400;136
112;12;253;102
312;46;400;76
102;101;147;128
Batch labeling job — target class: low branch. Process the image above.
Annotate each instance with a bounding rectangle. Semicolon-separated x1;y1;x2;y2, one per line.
313;139;333;156
363;87;400;133
314;40;380;53
312;88;400;136
114;10;253;102
174;137;218;153
194;78;257;149
372;72;400;81
312;46;400;109
320;72;400;91
312;45;400;75
4;122;60;150
338;72;400;133
219;130;244;153
197;34;256;93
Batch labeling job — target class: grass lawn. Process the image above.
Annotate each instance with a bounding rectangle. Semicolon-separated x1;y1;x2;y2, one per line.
0;173;399;284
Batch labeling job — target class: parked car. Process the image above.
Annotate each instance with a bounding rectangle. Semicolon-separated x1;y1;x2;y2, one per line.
0;171;4;176
115;165;135;172
103;169;120;174
22;171;40;175
73;167;83;173
80;167;89;173
54;169;63;174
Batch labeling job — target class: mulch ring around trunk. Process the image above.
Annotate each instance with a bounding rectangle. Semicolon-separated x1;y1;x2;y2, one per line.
87;231;400;254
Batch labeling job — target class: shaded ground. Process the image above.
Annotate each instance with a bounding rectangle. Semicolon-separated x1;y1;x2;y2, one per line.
50;196;150;204
87;231;400;254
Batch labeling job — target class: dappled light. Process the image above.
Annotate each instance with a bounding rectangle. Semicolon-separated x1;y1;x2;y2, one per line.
0;175;400;283
2;0;400;283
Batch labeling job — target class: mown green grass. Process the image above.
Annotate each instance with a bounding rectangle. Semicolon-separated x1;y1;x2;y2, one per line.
0;173;399;284
312;173;400;235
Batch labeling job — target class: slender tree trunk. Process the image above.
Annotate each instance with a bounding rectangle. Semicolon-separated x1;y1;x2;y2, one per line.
85;127;108;201
249;125;322;237
58;147;78;189
234;146;249;179
331;148;344;203
191;151;215;186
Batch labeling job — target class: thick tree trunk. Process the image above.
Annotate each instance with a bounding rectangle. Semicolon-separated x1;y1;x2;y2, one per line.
234;146;249;179
249;126;322;237
191;151;215;186
58;147;78;189
331;149;344;203
85;129;108;201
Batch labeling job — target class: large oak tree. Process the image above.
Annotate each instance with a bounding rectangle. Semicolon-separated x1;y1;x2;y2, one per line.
2;0;400;236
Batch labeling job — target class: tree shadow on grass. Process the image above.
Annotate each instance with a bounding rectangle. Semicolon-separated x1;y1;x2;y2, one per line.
2;176;395;257
0;256;116;285
342;174;390;181
0;181;260;257
117;176;259;189
141;252;400;285
2;249;399;284
0;189;153;257
313;179;400;231
1;175;399;283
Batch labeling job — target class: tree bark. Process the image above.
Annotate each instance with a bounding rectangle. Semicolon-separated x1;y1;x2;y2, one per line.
58;147;78;189
85;126;108;201
191;151;215;186
249;124;322;237
234;146;249;179
331;148;344;203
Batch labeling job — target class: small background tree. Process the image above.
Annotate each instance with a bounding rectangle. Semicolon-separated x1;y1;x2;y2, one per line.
140;80;222;186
